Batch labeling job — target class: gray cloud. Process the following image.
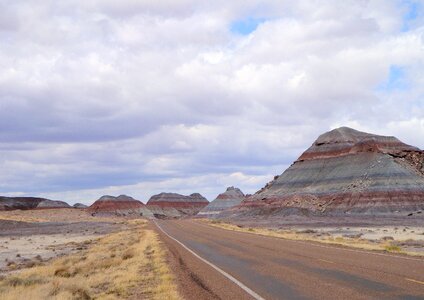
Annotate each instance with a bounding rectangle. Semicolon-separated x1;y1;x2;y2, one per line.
0;0;423;204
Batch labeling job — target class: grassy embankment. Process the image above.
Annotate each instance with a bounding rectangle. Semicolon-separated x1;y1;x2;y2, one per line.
205;220;414;256
0;219;181;300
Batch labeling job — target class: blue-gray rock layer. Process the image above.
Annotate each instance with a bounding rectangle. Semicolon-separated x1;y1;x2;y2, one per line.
198;187;244;217
230;127;424;217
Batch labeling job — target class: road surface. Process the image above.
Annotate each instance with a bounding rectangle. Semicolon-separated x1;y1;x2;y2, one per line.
153;219;424;300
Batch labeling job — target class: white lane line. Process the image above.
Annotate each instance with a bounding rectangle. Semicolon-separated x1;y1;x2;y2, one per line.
194;221;424;263
318;259;335;264
153;220;266;300
405;278;424;285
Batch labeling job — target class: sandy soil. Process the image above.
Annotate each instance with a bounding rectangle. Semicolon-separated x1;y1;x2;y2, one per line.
293;225;424;255
0;233;97;272
0;209;128;274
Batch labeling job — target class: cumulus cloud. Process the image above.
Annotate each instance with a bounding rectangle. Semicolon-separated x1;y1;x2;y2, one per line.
0;0;423;204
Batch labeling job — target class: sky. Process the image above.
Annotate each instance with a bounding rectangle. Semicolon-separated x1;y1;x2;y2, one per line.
0;0;423;204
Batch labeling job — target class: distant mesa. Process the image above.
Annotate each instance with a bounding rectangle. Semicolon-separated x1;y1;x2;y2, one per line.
227;127;424;218
88;195;153;217
36;199;71;209
73;203;88;209
0;196;71;211
198;187;245;218
146;192;209;218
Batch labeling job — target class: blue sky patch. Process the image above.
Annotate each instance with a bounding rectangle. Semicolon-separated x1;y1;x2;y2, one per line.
377;65;409;91
230;17;266;35
402;1;421;31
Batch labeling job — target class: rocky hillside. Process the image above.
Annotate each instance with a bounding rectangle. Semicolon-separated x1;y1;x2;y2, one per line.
198;187;245;218
73;203;88;209
0;196;71;211
228;127;424;218
146;192;208;218
88;195;152;217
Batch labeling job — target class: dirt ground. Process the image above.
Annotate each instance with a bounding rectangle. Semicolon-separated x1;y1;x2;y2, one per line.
214;215;424;255
0;209;128;274
0;216;181;299
0;208;118;223
289;225;424;255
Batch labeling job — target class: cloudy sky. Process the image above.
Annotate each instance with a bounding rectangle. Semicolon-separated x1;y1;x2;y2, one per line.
0;0;423;204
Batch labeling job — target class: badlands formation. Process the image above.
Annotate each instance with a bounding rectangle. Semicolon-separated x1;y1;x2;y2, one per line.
198;187;245;217
88;195;153;217
146;192;208;218
0;196;71;211
228;127;424;218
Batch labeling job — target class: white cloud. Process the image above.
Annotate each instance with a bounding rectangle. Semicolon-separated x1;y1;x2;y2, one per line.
0;0;423;203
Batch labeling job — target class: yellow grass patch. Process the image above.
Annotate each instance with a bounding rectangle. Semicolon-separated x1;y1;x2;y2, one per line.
0;209;119;223
203;220;420;256
0;219;181;300
0;212;48;223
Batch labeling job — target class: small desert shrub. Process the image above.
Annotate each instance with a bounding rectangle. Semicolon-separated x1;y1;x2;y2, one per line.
54;267;72;278
6;275;44;287
144;245;155;256
248;228;255;232
384;244;402;252
34;255;42;261
299;229;316;234
398;239;423;247
343;233;363;239
49;280;61;296
122;249;135;260
23;260;37;268
66;284;91;300
6;262;17;270
94;257;116;269
6;261;15;267
6;277;25;287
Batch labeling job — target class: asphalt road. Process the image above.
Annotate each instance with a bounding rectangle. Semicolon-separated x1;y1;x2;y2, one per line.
153;219;424;300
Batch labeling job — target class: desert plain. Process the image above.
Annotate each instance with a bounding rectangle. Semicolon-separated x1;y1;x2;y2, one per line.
0;208;423;300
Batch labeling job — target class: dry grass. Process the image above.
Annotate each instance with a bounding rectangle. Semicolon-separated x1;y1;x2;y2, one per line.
384;244;402;252
203;220;421;256
0;219;181;300
0;209;119;223
0;212;48;223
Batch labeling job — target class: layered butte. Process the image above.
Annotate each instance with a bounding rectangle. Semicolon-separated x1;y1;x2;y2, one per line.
230;127;424;217
88;195;152;217
73;203;88;209
198;187;245;218
0;196;71;211
146;192;208;218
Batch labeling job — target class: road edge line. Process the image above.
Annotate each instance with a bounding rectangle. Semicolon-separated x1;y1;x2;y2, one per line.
153;220;266;300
